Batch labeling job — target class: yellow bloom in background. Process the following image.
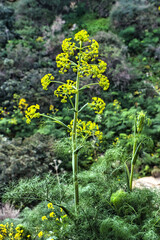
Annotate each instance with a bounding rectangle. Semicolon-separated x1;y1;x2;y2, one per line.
36;36;43;42
158;6;160;11
41;216;48;221
49;212;55;218
25;104;40;124
47;203;54;209
18;98;28;110
38;231;43;238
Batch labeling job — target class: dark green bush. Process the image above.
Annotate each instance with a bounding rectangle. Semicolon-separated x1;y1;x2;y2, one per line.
110;0;158;37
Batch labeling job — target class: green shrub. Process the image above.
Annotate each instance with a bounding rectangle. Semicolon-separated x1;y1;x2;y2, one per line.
100;216;137;240
110;0;158;37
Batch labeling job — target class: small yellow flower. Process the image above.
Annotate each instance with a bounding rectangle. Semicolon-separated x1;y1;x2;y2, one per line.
47;203;54;209
25;104;40;124
49;212;55;218
41;216;47;221
158;6;160;11
36;36;43;42
38;231;43;238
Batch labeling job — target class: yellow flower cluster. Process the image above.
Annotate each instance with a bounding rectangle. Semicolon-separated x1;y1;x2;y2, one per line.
14;226;23;239
68;119;103;141
25;104;40;124
0;223;30;240
41;74;55;90
18;98;28;110
54;30;109;91
89;97;106;114
56;53;71;74
41;216;48;221
47;202;54;209
74;30;89;42
49;105;58;114
37;203;67;239
62;38;76;55
54;80;77;103
80;39;99;62
98;74;110;91
113;137;119;145
113;99;121;110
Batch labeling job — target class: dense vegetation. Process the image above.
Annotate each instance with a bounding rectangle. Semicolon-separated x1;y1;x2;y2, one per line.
0;0;160;239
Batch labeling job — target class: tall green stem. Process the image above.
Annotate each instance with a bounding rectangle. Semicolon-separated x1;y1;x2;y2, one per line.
129;120;137;191
72;41;82;213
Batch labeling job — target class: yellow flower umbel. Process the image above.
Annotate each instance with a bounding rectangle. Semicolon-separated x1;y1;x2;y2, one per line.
68;119;103;142
41;74;55;90
54;80;77;103
25;104;40;124
38;231;43;238
41;216;48;221
18;98;28;110
89;97;106;114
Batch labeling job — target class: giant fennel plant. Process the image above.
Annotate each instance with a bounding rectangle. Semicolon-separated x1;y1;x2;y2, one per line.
24;30;109;212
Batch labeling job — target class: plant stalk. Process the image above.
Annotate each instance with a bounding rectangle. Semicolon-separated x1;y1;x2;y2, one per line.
72;41;82;213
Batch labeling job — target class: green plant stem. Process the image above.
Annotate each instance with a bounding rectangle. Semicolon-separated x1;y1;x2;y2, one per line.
129;120;137;191
129;163;134;191
72;41;82;213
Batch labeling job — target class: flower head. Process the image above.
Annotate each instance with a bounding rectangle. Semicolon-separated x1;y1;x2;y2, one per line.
47;203;54;209
62;38;76;56
89;97;106;114
68;119;103;141
25;104;40;124
54;80;77;103
74;30;89;42
38;231;43;238
41;216;47;221
41;74;54;90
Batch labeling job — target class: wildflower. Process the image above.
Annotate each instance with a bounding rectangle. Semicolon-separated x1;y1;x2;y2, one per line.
38;231;43;238
98;75;110;90
41;216;48;221
89;97;106;114
54;80;77;103
47;203;54;209
49;212;55;218
49;105;58;114
25;104;40;124
158;6;160;11
18;98;28;110
113;99;121;109
74;30;89;42
41;74;55;90
68;119;103;141
62;38;76;55
56;53;71;74
36;36;43;42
